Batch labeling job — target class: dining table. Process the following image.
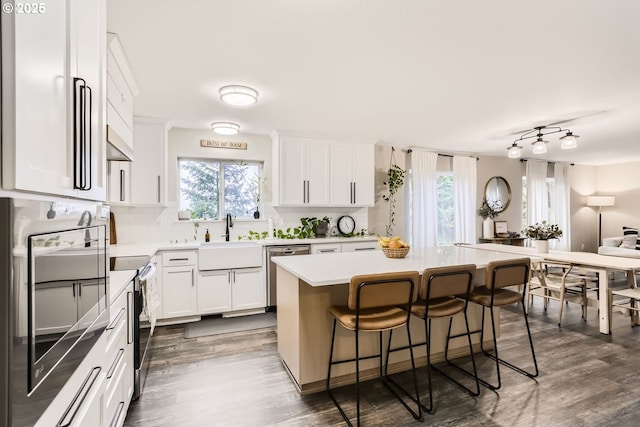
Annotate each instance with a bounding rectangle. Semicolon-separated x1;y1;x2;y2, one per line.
465;243;640;334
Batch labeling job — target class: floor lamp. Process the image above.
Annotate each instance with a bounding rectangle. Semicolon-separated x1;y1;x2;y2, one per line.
586;196;616;247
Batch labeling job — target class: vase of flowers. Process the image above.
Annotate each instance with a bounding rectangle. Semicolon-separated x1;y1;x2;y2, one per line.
523;221;563;253
478;197;499;238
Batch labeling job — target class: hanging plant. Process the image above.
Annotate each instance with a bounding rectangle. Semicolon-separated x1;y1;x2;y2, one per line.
382;147;406;236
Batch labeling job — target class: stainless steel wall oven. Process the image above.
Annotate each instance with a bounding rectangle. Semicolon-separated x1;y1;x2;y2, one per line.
0;197;109;427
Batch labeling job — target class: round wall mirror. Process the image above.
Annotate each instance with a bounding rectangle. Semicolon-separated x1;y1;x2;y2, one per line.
484;176;511;213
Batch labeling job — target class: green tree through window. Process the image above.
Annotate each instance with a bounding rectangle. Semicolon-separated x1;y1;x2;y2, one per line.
179;159;261;219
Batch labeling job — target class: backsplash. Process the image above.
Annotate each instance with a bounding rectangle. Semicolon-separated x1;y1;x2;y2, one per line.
110;203;371;245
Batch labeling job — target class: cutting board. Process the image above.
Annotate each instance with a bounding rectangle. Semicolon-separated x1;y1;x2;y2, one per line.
110;211;117;244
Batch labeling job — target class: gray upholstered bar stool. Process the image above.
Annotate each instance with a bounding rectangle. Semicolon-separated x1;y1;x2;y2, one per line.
465;257;538;390
326;271;422;427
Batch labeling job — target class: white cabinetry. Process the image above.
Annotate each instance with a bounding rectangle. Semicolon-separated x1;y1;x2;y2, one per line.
104;280;134;427
108;161;131;203
273;134;330;206
106;33;138;160
310;243;341;254
160;251;198;319
2;0;107;200
271;132;374;207
341;241;379;252
35;334;107;427
198;268;265;315
130;119;167;205
107;120;167;205
330;142;375;206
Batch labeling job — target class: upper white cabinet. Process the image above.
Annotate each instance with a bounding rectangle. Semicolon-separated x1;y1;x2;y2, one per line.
1;0;107;200
106;33;139;161
330;142;375;206
273;135;330;206
130;119;167;205
107;119;167;206
272;132;375;207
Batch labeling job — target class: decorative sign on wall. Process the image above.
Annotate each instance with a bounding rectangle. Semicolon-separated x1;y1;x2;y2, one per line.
200;139;247;150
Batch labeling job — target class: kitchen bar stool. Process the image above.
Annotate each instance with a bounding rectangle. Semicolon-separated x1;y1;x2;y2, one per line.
465;257;538;390
387;264;480;413
326;271;422;427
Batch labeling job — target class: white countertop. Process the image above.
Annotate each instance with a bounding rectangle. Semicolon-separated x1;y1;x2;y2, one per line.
109;235;378;257
272;245;538;286
110;269;137;302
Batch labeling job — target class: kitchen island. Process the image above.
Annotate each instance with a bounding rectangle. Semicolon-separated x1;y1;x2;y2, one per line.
273;246;537;394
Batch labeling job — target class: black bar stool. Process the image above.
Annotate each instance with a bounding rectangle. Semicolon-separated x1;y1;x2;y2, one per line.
465;257;538;390
386;264;480;413
326;271;422;426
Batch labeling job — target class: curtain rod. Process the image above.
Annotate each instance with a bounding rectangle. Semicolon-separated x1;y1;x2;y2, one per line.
404;148;479;160
519;159;575;166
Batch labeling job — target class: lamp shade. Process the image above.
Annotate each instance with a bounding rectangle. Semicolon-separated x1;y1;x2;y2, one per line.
586;196;615;207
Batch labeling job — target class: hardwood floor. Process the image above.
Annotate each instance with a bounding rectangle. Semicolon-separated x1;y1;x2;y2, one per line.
125;296;640;427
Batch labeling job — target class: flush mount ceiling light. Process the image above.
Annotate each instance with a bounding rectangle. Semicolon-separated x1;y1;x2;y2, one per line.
219;85;258;106
506;125;580;158
211;122;240;135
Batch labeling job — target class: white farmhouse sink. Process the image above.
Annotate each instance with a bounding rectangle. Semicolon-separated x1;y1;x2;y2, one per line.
198;242;263;270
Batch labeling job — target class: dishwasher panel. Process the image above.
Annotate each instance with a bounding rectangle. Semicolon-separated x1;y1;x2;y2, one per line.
266;245;310;308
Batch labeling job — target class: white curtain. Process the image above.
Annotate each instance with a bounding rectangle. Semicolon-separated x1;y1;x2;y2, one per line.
554;162;571;251
410;149;438;248
452;156;477;244
526;160;549;226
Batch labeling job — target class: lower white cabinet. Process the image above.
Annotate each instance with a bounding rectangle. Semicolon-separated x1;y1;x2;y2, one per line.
198;268;265;315
36;334;107;427
162;266;197;318
104;280;134;427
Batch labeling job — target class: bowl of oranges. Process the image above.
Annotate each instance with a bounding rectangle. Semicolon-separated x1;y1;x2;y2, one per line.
377;236;410;258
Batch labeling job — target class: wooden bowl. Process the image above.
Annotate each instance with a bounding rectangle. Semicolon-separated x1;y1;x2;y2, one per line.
382;247;410;258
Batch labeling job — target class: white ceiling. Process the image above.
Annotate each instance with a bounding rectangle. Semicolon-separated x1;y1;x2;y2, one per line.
107;0;640;165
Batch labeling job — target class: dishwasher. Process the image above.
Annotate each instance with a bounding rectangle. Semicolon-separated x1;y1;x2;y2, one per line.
266;245;311;309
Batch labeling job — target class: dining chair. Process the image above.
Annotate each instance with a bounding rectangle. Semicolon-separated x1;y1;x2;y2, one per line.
608;286;640;331
527;261;589;326
326;271;422;426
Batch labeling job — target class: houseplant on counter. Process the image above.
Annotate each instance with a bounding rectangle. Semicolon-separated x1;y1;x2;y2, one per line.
523;221;563;253
477;197;499;238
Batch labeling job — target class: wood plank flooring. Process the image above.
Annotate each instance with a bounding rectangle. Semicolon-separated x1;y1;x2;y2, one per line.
124;295;640;427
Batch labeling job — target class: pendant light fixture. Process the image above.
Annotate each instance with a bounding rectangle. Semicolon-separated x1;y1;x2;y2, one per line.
219;85;258;106
506;125;580;158
211;122;240;135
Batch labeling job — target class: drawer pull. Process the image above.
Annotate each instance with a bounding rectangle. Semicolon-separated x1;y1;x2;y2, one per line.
319;249;337;253
107;348;125;379
109;402;125;427
168;258;189;262
57;367;101;427
354;247;376;251
106;307;126;330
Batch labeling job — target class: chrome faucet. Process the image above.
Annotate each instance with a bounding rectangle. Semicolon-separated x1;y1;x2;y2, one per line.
225;214;233;241
78;210;93;247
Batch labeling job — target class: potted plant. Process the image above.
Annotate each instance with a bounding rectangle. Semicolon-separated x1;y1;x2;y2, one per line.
478;197;499;238
382;147;406;237
523;221;563;253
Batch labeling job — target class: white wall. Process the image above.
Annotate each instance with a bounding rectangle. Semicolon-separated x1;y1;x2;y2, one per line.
594;160;640;240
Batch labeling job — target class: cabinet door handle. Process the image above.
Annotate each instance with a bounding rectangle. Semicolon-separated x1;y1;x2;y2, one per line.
119;169;125;202
233;270;236;282
191;269;195;286
72;77;92;191
106;348;125;379
106;307;126;330
127;291;133;344
57;367;101;427
228;271;231;283
352;182;356;204
157;175;161;203
109;402;125;427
